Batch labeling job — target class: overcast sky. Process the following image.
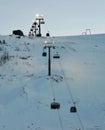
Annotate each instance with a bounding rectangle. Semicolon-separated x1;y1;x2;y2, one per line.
0;0;105;36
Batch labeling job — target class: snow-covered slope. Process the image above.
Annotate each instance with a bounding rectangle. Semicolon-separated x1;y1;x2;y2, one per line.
0;34;105;130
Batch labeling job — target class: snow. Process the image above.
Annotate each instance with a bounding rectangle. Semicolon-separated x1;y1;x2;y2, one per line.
0;34;105;130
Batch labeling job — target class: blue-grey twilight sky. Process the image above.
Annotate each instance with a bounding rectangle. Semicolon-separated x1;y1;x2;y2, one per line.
0;0;105;36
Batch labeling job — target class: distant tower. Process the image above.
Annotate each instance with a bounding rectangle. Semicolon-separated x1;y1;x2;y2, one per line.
82;29;91;35
82;32;87;35
86;29;91;35
28;14;45;37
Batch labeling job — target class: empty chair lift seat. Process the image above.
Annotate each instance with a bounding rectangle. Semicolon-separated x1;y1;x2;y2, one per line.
51;102;60;109
46;32;50;37
53;53;60;59
42;52;47;57
70;106;77;113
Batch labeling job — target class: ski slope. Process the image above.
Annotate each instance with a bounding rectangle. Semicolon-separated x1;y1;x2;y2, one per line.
0;34;105;130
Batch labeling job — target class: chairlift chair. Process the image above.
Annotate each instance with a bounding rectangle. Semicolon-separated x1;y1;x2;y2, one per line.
46;32;50;37
30;28;33;31
53;53;60;59
32;25;35;28
33;22;37;25
41;21;45;24
42;52;47;57
51;102;60;109
70;106;77;113
43;46;46;49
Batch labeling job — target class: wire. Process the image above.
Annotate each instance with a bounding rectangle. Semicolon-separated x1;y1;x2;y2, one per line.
57;110;64;130
50;77;56;100
58;59;74;103
58;58;85;130
76;112;85;130
48;44;85;130
50;77;64;130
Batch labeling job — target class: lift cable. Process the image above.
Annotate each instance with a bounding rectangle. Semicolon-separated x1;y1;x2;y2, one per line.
50;78;56;100
57;110;64;130
50;77;64;130
58;59;74;103
58;58;85;130
76;112;85;130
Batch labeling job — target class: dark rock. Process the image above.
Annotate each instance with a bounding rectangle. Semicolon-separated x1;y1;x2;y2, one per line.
12;30;24;37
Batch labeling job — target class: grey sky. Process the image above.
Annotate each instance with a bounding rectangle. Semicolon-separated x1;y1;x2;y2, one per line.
0;0;105;36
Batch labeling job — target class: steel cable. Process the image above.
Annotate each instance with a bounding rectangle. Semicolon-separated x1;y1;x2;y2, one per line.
58;58;85;130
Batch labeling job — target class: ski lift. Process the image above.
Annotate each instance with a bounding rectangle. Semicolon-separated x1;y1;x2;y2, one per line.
30;28;33;31
33;22;37;25
42;52;47;57
41;20;45;24
29;31;31;35
70;105;77;113
46;32;50;37
51;102;60;109
43;46;46;49
35;28;38;31
32;25;35;28
53;53;60;59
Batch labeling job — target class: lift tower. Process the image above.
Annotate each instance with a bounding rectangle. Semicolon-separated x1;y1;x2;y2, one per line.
35;14;45;37
42;39;55;76
29;14;45;37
